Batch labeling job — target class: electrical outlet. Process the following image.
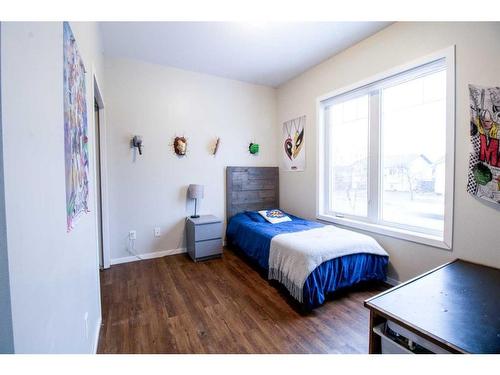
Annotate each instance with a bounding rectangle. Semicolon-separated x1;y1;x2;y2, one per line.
129;230;137;240
154;227;161;237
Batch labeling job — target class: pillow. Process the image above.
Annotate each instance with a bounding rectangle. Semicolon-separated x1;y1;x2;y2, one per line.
258;209;292;224
244;211;267;223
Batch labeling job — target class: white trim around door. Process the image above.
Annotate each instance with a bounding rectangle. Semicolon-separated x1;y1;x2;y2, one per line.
92;72;111;269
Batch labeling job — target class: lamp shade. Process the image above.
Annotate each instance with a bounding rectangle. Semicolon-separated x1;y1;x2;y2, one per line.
188;184;204;199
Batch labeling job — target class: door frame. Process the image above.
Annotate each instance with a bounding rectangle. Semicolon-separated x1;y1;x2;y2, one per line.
91;71;111;269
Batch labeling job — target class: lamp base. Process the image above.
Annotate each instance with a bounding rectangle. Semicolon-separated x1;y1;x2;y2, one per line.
190;215;200;219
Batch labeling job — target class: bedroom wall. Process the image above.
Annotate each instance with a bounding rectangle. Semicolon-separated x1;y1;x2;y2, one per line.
277;22;500;283
104;57;277;262
1;22;104;353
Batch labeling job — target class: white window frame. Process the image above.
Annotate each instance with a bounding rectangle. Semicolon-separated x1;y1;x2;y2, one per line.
316;46;455;250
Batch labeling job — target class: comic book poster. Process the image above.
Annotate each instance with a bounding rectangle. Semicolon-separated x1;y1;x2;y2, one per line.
282;115;306;171
467;84;500;204
64;22;90;231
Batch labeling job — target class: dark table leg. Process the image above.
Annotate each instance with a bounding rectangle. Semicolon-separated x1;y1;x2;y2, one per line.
368;310;385;354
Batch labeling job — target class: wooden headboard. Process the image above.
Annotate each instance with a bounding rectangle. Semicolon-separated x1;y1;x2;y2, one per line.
226;167;279;221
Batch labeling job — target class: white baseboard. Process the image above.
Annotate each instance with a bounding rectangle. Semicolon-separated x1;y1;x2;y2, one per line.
385;276;401;286
92;316;102;354
110;247;187;265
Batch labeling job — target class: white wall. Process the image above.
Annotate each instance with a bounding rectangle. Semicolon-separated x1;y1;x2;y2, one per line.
1;22;104;353
104;57;277;262
277;22;500;282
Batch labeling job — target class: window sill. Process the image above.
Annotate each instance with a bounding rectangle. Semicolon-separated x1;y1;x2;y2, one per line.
316;214;452;250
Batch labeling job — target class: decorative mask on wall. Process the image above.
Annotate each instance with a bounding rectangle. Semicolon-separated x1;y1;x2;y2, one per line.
173;136;187;156
212;137;220;156
132;135;143;155
249;142;259;155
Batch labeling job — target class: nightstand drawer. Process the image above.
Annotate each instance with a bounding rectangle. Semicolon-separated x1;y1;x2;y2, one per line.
194;238;222;258
194;222;222;241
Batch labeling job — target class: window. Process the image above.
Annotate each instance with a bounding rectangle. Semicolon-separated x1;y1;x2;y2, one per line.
328;95;369;217
317;47;454;249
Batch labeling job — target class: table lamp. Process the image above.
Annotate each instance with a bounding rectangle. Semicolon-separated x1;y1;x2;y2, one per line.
188;184;204;218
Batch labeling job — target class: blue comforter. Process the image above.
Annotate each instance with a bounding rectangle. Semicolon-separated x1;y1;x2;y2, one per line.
226;212;388;308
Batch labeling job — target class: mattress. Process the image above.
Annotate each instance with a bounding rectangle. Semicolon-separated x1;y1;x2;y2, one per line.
226;211;388;308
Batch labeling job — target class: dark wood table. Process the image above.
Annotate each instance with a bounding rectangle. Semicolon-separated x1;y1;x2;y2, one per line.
364;259;500;354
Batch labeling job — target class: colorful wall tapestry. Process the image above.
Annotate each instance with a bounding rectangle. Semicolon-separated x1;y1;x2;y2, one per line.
64;22;90;231
468;84;500;204
282;115;306;171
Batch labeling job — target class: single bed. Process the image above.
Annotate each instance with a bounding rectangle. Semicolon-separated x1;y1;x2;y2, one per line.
225;166;389;309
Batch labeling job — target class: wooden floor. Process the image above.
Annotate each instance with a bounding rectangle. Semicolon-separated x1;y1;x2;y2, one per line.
97;249;387;354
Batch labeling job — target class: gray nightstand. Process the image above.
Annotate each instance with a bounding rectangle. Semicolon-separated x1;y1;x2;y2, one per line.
186;215;223;262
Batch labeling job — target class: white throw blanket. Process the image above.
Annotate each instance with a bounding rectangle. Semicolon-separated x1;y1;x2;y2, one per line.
268;226;388;303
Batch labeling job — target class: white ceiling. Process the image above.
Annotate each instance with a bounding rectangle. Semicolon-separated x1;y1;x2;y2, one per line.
100;22;391;87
